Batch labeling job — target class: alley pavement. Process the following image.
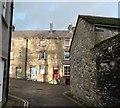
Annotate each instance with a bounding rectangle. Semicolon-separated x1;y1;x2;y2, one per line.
9;78;79;107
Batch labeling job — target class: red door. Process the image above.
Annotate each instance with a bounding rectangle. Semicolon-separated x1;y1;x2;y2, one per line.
53;67;58;79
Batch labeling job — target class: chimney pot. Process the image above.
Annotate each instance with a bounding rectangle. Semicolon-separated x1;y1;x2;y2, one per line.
50;22;53;33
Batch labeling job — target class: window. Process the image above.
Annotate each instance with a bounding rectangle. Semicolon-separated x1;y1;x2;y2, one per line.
39;65;46;74
9;66;13;75
40;40;46;47
64;51;70;60
10;52;14;60
2;0;7;18
63;65;70;76
64;39;70;46
39;52;45;59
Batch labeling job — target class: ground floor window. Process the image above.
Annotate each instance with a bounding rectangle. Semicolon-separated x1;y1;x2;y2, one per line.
9;66;13;75
63;65;70;76
39;65;46;74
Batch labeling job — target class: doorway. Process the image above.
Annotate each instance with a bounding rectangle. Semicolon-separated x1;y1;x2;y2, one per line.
53;67;58;79
30;66;36;79
16;67;22;78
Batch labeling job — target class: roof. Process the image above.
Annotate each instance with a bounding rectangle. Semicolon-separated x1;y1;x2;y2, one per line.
69;15;120;52
12;30;73;38
80;15;120;26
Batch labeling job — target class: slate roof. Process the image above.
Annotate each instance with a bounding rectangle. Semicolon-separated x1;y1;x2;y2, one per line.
69;15;120;52
12;30;73;38
80;15;120;26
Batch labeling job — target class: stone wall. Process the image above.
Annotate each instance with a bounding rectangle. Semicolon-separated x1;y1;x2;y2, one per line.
10;32;72;85
95;34;120;107
70;17;119;106
70;18;97;106
10;37;26;78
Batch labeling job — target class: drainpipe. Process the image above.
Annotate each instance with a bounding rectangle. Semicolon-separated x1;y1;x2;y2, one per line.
6;1;14;101
24;37;28;80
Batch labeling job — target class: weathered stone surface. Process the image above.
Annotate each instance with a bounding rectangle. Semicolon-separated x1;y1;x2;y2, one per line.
95;34;120;107
70;15;119;107
10;30;73;85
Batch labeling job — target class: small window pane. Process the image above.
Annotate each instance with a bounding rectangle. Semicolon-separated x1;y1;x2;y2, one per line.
10;52;14;60
64;51;70;60
39;52;45;59
39;65;45;74
63;65;70;76
40;40;46;47
64;40;70;46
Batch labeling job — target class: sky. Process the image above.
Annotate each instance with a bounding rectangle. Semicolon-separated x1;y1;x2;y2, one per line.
13;2;119;30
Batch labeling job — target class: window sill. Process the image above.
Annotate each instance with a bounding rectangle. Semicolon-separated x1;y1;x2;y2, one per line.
63;76;70;78
1;15;8;28
64;59;70;60
64;45;70;47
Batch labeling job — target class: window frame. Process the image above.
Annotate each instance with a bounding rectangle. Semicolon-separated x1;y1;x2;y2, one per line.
63;65;70;76
39;65;46;74
39;51;45;60
64;51;70;60
9;66;13;75
40;40;46;47
10;52;14;60
64;39;70;46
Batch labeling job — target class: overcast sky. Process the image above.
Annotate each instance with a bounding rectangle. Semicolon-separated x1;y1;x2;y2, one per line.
13;2;118;30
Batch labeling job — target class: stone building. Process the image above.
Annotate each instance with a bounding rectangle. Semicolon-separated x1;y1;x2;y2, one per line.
70;15;120;107
10;24;73;85
0;0;13;107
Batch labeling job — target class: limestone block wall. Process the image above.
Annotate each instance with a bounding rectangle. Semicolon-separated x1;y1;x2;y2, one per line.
26;37;70;84
10;37;26;78
10;31;72;85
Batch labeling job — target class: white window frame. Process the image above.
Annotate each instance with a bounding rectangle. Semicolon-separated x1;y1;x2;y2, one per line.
64;51;70;60
39;52;45;60
39;65;46;74
64;39;70;46
40;40;46;47
10;52;14;60
63;65;70;76
9;66;13;75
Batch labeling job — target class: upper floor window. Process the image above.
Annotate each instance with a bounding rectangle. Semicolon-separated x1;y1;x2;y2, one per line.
40;40;46;47
64;51;70;60
39;65;46;74
64;39;70;46
39;52;45;60
2;0;7;18
63;65;70;76
9;66;13;75
10;52;14;60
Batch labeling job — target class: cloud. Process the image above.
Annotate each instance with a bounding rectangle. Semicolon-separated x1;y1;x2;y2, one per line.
13;2;118;30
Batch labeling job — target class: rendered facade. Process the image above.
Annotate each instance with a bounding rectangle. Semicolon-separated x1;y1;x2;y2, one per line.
0;0;13;107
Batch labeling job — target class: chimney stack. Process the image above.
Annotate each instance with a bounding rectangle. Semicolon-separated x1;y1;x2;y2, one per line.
50;21;53;33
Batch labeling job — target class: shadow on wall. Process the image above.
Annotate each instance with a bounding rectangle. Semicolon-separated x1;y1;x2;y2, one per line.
95;34;120;107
